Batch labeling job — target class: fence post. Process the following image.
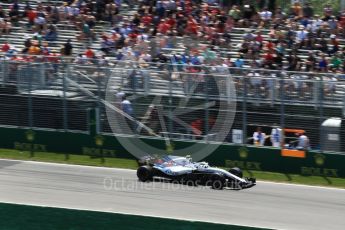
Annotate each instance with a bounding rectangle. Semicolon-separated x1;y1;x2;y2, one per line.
313;79;319;110
226;72;231;102
319;76;324;151
204;74;209;138
97;64;102;134
143;68;149;95
279;72;285;130
132;65;138;136
242;72;247;144
118;68;123;89
168;66;173;134
3;60;8;85
270;75;276;107
88;108;97;136
28;66;33;128
63;62;68;131
39;63;45;87
343;95;345;117
0;60;4;86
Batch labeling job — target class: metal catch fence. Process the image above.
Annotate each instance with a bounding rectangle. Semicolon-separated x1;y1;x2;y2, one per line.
0;59;344;152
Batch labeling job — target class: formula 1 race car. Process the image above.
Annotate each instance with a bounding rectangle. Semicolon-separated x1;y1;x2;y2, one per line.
137;155;256;190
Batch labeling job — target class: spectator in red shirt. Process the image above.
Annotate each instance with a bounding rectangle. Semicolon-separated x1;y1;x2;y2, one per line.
158;19;171;34
166;17;176;28
27;8;37;27
186;16;198;35
142;14;152;26
1;41;10;53
266;39;275;51
85;47;95;59
255;31;264;46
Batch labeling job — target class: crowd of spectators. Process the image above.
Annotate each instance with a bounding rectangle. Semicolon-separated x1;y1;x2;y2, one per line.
89;0;345;75
0;0;345;82
0;0;111;63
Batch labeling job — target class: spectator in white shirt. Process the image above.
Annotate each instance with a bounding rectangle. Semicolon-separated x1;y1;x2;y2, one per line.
297;133;310;150
259;7;272;27
271;126;283;148
295;25;308;47
307;15;323;33
34;15;46;32
248;71;262;98
253;127;266;146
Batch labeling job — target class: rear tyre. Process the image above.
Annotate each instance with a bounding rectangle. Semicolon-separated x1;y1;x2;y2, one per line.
210;174;225;190
229;167;243;178
137;166;153;182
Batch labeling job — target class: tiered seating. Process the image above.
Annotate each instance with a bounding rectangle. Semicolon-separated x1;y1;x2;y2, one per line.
0;0;107;54
1;1;345;109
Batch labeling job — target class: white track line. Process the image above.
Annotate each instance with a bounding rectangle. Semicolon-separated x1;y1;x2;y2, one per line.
0;158;136;172
258;180;345;191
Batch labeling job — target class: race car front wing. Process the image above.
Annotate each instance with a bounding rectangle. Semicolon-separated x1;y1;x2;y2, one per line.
225;177;256;189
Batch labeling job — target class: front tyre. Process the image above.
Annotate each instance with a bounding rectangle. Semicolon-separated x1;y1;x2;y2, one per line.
137;166;153;182
229;167;243;178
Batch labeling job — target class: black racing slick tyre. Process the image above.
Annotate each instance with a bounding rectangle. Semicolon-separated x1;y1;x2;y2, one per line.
181;174;197;186
210;174;225;190
137;166;153;182
229;167;243;178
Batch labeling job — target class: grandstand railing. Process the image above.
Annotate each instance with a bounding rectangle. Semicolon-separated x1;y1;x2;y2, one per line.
1;57;344;103
0;59;344;152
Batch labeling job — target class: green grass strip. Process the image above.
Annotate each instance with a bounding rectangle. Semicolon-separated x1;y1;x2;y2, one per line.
0;148;138;169
0;148;344;189
243;170;345;188
0;202;269;230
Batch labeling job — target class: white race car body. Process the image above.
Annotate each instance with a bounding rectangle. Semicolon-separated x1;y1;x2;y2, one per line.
137;155;255;189
153;158;246;183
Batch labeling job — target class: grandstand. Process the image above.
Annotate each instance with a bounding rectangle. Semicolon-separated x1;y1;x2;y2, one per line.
0;0;345;151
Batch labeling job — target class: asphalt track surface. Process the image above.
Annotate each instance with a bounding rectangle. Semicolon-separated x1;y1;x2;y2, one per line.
0;159;344;230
